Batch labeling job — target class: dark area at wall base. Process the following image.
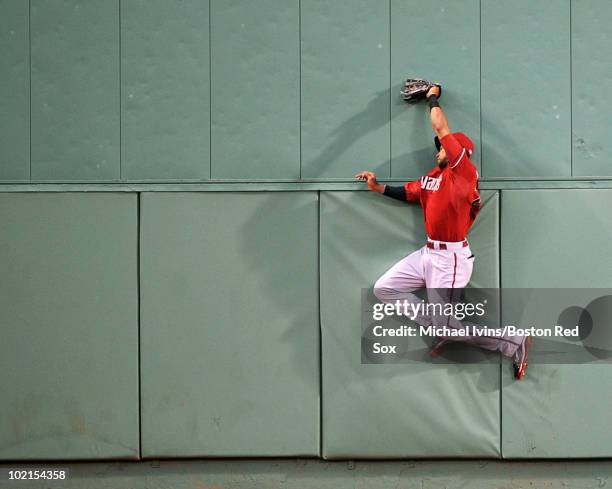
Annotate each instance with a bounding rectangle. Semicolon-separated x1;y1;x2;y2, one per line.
2;459;612;489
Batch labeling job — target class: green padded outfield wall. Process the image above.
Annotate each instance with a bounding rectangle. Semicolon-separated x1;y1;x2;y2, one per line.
0;193;139;460
301;0;390;179
211;0;300;180
391;0;480;179
571;0;612;177
30;0;120;181
0;0;29;180
3;0;612;182
481;1;571;179
500;190;612;458
320;191;500;458
122;0;210;181
139;192;319;457
2;0;612;464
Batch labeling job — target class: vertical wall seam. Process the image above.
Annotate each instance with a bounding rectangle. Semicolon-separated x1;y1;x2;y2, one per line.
29;0;32;180
388;0;392;178
299;0;302;180
479;0;483;177
569;0;573;176
208;0;212;180
317;190;322;456
137;193;142;459
499;352;503;457
119;0;122;181
498;189;503;458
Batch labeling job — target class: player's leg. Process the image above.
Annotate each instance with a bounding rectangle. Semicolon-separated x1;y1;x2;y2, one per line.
424;247;503;353
423;247;474;290
422;248;469;353
373;248;426;322
513;335;532;380
425;247;530;364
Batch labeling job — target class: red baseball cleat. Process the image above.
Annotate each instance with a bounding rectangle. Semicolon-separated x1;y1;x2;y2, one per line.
513;335;533;380
428;337;448;358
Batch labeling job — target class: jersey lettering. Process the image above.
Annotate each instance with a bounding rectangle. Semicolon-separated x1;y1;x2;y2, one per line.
420;175;441;192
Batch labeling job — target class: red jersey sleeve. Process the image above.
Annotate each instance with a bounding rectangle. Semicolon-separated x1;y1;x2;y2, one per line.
440;133;468;170
403;180;421;203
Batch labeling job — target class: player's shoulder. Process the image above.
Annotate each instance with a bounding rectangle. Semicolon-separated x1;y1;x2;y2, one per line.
464;157;479;177
460;155;478;172
426;165;443;177
453;158;479;182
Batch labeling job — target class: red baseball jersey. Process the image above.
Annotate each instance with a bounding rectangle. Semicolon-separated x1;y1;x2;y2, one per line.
403;133;481;242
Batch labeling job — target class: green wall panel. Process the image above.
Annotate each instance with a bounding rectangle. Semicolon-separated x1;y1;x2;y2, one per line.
301;0;390;179
122;0;210;181
0;0;29;181
210;0;299;179
501;189;612;458
140;192;319;457
482;1;570;178
0;193;138;460
30;0;119;181
391;0;480;179
467;192;499;290
572;0;612;177
320;191;500;458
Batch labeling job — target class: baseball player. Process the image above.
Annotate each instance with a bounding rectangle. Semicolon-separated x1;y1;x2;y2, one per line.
356;84;532;380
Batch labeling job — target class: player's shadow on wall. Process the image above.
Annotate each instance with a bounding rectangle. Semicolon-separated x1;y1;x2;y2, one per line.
375;148;437;182
304;83;478;179
240;191;500;453
304;84;405;178
239;194;319;389
242;191;499;406
339;191;499;395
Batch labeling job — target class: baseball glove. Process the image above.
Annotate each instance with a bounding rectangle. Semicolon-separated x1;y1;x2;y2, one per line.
400;78;442;103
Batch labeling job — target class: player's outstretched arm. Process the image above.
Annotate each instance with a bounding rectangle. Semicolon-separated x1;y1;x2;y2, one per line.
426;86;450;140
355;171;413;202
355;171;384;193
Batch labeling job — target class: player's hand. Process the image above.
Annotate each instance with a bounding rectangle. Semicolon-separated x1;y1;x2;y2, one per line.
355;171;384;193
426;85;441;98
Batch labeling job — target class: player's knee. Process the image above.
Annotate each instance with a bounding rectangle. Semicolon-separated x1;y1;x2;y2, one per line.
373;277;392;302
